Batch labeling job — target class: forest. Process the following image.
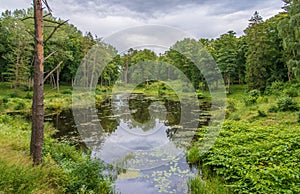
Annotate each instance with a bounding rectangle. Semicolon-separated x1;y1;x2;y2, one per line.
0;0;299;193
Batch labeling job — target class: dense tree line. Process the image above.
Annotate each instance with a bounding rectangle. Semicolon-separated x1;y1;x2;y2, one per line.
0;0;299;93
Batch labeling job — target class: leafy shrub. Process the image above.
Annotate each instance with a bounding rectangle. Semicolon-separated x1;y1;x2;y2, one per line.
25;91;33;99
8;93;18;98
297;112;300;123
268;105;278;113
257;110;267;117
244;89;260;106
277;97;299;112
284;87;298;97
14;101;25;110
44;142;112;193
187;147;201;164
265;81;285;95
226;99;236;112
2;97;8;104
195;120;300;193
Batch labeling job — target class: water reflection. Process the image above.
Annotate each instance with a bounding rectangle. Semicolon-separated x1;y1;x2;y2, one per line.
50;93;210;194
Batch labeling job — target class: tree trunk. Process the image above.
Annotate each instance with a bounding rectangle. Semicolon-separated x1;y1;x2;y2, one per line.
56;68;59;92
227;75;231;94
30;0;44;166
15;39;21;94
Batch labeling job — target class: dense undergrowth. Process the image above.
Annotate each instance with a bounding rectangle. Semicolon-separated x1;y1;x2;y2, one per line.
0;114;113;194
188;82;300;193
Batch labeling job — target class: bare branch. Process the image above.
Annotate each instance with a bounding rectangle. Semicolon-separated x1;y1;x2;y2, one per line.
43;18;63;25
21;11;52;21
44;61;63;82
42;0;52;12
43;13;52;18
44;25;57;28
44;20;69;44
45;50;57;61
22;17;33;21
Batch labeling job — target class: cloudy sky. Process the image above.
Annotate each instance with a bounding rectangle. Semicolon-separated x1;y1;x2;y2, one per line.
0;0;283;38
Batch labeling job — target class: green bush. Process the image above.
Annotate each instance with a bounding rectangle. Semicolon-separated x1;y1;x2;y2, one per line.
244;89;260;106
268;105;278;113
284;87;298;97
14;101;26;110
277;97;299;112
265;81;285;95
257;110;267;117
8;93;19;98
226;99;237;112
2;97;8;104
25;92;33;99
44;142;112;193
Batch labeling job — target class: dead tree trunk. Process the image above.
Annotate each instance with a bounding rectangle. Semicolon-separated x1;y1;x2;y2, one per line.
30;0;44;166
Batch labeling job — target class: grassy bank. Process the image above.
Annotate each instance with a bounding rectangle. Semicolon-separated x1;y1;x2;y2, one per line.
0;114;113;193
0;82;112;115
188;83;300;193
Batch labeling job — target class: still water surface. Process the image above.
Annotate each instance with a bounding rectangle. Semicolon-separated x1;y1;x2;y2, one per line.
48;93;210;194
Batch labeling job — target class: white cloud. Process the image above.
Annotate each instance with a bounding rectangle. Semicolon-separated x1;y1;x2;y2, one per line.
0;0;283;39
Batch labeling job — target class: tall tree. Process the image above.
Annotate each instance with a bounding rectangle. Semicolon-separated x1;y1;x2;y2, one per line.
214;31;238;93
248;11;263;26
278;0;300;80
245;12;286;92
31;0;44;166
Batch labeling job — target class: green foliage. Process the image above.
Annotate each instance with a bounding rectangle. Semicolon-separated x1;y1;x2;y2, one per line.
228;113;241;121
244;89;260;106
61;89;72;95
187;147;201;164
265;81;285;95
257;110;267;117
193;120;300;193
277;97;299;111
284;86;299;97
14;100;25;110
188;177;205;194
44;142;112;193
278;0;300;81
0;160;66;194
188;166;232;194
25;91;33;99
245;13;287;92
268;105;278;113
214;31;239;93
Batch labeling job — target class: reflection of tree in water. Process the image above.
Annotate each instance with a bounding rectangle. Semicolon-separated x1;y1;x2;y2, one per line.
127;93;182;132
97;98;119;133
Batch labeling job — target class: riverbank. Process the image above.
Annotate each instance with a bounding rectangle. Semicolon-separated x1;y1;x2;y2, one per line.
188;84;300;193
0;114;113;193
0;83;113;193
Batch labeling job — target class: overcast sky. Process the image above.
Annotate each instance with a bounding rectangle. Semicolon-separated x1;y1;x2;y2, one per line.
0;0;283;39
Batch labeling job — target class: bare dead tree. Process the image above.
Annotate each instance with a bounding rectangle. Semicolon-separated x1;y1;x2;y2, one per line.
31;0;44;166
30;0;68;166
